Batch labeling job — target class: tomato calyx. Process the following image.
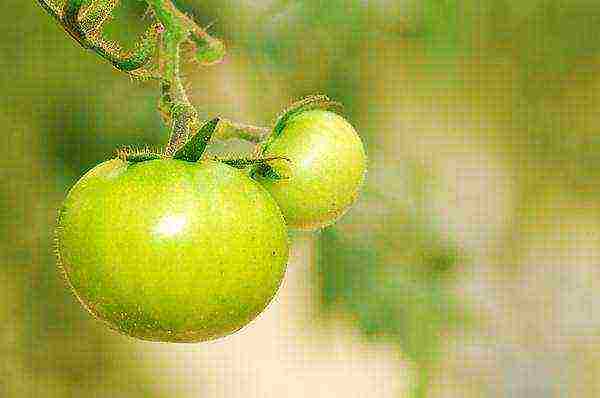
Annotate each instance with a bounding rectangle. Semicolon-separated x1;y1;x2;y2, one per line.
117;146;164;163
250;161;290;181
172;117;220;162
248;95;344;181
116;118;220;164
214;156;292;181
265;94;343;152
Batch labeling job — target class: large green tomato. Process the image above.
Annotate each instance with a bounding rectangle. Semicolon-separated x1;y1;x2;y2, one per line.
56;158;289;343
257;109;367;230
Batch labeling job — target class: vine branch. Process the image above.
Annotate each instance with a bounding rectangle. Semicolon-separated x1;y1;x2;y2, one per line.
147;0;200;154
36;0;276;158
37;0;161;76
214;120;271;143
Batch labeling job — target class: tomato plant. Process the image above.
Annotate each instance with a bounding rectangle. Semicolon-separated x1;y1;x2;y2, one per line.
56;158;289;342
39;0;367;343
256;109;367;230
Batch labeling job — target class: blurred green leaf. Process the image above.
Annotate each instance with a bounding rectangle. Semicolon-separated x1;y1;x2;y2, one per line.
318;227;467;362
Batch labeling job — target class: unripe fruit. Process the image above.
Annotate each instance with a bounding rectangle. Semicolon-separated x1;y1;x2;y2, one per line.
257;110;367;230
56;159;289;343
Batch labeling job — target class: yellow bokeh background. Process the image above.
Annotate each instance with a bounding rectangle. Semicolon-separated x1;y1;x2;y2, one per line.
3;1;600;397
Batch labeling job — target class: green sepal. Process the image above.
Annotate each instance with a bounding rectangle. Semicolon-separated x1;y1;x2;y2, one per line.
215;156;292;181
272;95;343;138
261;95;343;154
172;117;220;162
256;164;287;181
216;156;290;170
248;158;292;182
117;147;164;163
125;153;163;163
251;163;289;181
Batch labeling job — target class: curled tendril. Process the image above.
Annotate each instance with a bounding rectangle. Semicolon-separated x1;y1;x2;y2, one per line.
35;0;288;160
36;0;161;76
79;0;118;34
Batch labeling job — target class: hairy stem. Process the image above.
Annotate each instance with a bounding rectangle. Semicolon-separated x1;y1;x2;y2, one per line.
214;120;271;143
37;0;273;156
35;0;61;24
215;156;290;169
37;0;160;75
80;0;118;33
147;0;200;155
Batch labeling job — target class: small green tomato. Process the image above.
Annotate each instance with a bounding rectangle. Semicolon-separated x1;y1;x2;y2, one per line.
256;109;367;230
56;158;289;343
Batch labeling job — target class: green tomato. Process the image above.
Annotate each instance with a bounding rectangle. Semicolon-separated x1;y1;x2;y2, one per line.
257;109;367;230
56;158;289;343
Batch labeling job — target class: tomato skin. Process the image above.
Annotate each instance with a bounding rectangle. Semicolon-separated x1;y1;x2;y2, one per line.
56;158;289;343
258;110;367;230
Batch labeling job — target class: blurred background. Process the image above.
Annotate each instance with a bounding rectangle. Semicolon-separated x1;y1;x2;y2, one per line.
3;0;600;396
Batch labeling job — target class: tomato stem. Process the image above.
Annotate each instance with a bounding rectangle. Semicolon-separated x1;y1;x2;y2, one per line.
214;120;271;144
35;0;61;24
36;0;274;157
147;1;273;154
36;0;161;77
